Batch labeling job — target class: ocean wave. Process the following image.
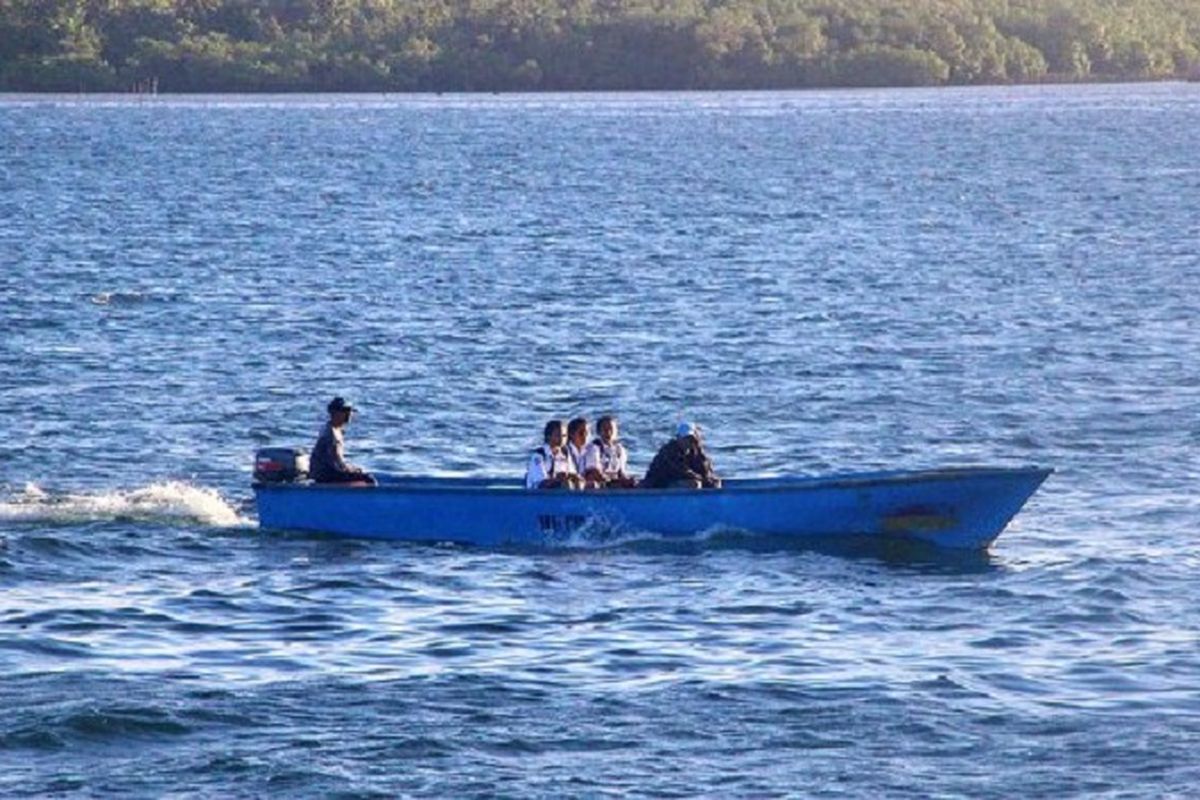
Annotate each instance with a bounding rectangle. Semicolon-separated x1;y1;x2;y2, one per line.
0;482;250;528
542;518;795;553
87;290;182;306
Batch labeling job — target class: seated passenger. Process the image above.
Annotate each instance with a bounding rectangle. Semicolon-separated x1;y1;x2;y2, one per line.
641;422;722;489
582;415;637;488
526;420;584;490
311;397;376;485
566;417;591;482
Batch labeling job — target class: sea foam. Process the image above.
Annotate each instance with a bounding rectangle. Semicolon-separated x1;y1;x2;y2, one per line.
0;481;249;528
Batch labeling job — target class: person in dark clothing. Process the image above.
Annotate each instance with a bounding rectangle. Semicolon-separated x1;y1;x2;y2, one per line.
311;397;376;485
641;422;722;489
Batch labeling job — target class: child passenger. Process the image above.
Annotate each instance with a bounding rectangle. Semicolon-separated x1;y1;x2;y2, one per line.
526;420;584;490
582;416;637;488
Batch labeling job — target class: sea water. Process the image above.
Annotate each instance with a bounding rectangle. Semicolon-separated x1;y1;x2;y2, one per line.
1;85;1198;796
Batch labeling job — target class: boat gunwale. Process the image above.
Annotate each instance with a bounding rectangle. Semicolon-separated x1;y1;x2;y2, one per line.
253;465;1053;496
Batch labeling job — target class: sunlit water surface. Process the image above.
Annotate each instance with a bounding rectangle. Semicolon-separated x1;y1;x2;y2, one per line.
2;85;1198;796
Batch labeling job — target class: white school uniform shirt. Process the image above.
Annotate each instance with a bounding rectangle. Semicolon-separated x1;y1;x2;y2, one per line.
525;444;576;489
581;439;629;481
567;441;588;476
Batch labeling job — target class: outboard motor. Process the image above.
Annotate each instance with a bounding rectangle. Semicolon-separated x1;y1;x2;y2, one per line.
254;447;310;484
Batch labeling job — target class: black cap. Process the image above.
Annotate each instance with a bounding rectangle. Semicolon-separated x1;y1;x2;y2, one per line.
327;396;354;414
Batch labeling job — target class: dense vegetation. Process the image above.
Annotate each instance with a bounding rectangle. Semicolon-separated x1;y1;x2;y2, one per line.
2;0;1198;92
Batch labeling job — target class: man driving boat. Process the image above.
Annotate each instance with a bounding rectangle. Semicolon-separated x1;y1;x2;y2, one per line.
310;397;376;485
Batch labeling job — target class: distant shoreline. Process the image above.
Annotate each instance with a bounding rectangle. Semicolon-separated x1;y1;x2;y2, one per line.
2;78;1195;98
3;0;1196;96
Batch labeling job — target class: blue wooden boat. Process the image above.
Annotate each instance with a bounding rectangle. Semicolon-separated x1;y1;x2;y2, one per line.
253;466;1050;550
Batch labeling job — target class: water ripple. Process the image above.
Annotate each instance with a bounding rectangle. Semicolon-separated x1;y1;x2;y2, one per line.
1;85;1199;797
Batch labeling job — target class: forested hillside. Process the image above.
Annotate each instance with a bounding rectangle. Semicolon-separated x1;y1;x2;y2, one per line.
2;0;1198;92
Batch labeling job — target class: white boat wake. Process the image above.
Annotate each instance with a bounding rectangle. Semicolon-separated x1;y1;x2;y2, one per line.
0;481;250;528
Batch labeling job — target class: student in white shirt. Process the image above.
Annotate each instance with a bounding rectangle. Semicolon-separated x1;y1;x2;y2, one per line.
566;417;591;481
525;419;583;490
582;415;637;488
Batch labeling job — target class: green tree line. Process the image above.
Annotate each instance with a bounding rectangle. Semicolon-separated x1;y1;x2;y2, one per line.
2;0;1198;92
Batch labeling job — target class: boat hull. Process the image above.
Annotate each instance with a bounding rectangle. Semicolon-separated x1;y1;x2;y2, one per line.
253;467;1050;550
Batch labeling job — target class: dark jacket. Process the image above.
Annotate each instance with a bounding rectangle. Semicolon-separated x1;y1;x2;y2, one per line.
642;435;720;489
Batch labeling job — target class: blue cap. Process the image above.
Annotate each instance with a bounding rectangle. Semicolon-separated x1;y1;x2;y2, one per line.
676;421;699;438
